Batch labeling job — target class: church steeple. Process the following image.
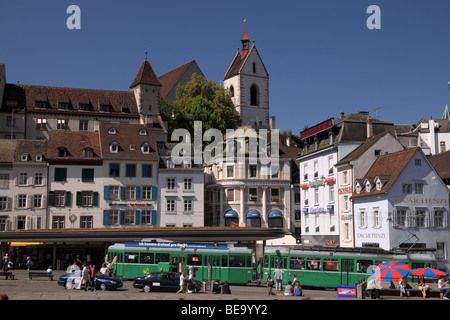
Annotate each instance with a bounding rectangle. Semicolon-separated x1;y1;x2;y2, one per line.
241;18;250;59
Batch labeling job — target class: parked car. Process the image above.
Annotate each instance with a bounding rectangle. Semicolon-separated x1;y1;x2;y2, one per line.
133;271;202;293
58;271;123;291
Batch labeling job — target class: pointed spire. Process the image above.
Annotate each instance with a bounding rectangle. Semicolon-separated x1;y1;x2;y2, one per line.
130;54;162;89
241;18;250;59
443;104;450;120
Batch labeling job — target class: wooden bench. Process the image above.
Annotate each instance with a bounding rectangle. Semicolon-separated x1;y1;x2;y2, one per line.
28;271;53;281
0;271;14;280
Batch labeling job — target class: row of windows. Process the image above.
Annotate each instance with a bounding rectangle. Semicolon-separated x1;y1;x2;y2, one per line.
104;185;157;201
103;209;156;226
48;191;100;207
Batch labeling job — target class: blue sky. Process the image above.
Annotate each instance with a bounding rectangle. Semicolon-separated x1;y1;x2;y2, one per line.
1;0;449;134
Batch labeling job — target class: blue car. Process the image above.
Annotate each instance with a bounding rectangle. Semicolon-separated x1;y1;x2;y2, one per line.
58;271;123;291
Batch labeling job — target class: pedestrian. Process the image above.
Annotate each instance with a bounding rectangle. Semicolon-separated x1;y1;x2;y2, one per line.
418;276;430;299
82;263;90;291
2;254;9;271
398;276;409;297
90;264;96;291
46;266;53;281
291;274;298;287
273;265;284;292
438;276;450;299
284;281;294;296
294;282;302;296
26;257;31;271
99;263;108;275
222;281;231;294
266;275;275;295
177;271;186;293
187;278;196;293
188;264;194;276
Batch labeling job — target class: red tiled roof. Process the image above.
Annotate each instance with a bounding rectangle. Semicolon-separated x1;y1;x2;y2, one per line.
129;59;162;88
158;60;195;98
46;131;101;161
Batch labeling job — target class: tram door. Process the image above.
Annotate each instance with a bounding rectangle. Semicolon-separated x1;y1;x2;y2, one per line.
340;259;354;285
203;255;221;284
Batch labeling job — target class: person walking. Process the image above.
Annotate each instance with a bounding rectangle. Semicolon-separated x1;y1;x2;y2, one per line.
89;264;96;292
177;271;186;293
273;265;284;293
82;263;90;291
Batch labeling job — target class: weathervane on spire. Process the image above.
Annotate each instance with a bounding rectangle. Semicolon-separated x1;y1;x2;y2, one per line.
145;47;148;61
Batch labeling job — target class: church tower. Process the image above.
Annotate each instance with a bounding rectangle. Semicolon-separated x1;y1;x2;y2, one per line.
130;51;162;125
223;21;270;127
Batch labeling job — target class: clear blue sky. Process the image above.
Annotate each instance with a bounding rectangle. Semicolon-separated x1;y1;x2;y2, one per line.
1;0;449;134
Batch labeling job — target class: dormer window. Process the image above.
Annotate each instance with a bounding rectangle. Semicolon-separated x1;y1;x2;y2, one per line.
110;142;118;153
21;154;29;162
141;143;150;154
108;128;117;134
376;179;382;191
365;181;371;192
139;129;148;135
83;148;94;158
36;154;43;162
58;102;70;110
78;103;90;111
57;147;68;157
35;101;47;108
355;182;361;194
100;104;110;112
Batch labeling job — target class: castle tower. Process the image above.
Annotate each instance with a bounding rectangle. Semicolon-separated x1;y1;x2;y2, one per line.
223;21;270;127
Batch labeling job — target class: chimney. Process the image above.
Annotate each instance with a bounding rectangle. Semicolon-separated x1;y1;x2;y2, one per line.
269;116;275;129
0;64;5;110
366;117;374;139
339;111;345;119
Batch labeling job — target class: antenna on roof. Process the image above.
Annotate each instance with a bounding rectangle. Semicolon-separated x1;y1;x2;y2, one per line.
373;107;383;119
144;48;148;61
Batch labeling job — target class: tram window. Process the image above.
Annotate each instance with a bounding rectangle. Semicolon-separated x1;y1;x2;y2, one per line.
246;256;252;268
124;252;139;263
141;253;154;264
412;262;423;269
306;257;321;270
222;255;228;267
187;254;202;266
357;259;374;273
229;255;246;267
271;256;287;269
264;255;269;268
155;253;170;263
323;258;339;272
290;257;306;270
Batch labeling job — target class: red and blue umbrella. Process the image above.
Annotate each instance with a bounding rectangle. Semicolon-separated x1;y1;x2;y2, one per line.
409;267;448;278
372;261;411;282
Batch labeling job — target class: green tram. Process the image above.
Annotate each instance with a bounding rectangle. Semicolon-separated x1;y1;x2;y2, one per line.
107;240;254;284
262;246;437;288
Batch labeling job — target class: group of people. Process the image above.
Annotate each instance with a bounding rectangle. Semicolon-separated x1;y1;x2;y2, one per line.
176;265;199;294
367;275;450;299
266;266;303;297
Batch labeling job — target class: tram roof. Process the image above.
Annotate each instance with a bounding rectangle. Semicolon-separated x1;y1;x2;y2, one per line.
108;242;253;254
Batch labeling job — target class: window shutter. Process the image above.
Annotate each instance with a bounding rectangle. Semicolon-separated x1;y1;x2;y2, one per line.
151;210;157;226
151;186;158;200
120;186;126;200
93;192;99;206
104;186;110;200
103;210;110;226
135;210;141;225
65;191;72;207
48;191;55;207
136;186;141;200
119;210;125;225
76;192;82;206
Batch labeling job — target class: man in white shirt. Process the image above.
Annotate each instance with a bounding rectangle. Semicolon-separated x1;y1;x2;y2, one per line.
438;276;450;299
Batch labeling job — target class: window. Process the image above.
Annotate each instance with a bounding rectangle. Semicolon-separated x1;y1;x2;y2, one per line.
183;178;192;191
57;119;69;130
252;62;256;73
415;159;422;166
167;178;176;190
108;163;119;177
58;102;70;110
125;210;135;225
57;147;68;157
249;188;258;201
17;216;26;230
403;184;412;193
373;208;381;228
81;191;93;207
83;148;94;158
434;210;445;228
109;210;119;225
79;120;88;131
126;164;136;178
414;210;426;227
329;185;335;202
0;197;9;211
141;210;152;224
314;161;319;179
314;188;319;205
80;216;93;229
18;173;28;185
126;186;136;200
6;116;15;127
78;103;90;111
33;194;42;208
100;104;110;112
17;195;27;208
227;189;235;201
141;143;150;153
359;210;367;228
109;186;120;200
184;200;192;213
227;165;234;178
110;142;119;153
36;118;47;129
414;183;424;194
250;84;258;106
323;258;339;271
139;129;148;135
54;191;66;207
53;217;65;229
249;164;257;178
34;173;43;185
142;186;152;200
0;174;8;189
229;85;234;97
271;188;280;202
82;168;94;182
142;164;152;178
35;101;47;108
166;199;175;213
395;209;407;227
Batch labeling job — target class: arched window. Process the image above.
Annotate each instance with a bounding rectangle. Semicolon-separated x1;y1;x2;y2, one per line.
229;85;234;97
250;84;258;106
